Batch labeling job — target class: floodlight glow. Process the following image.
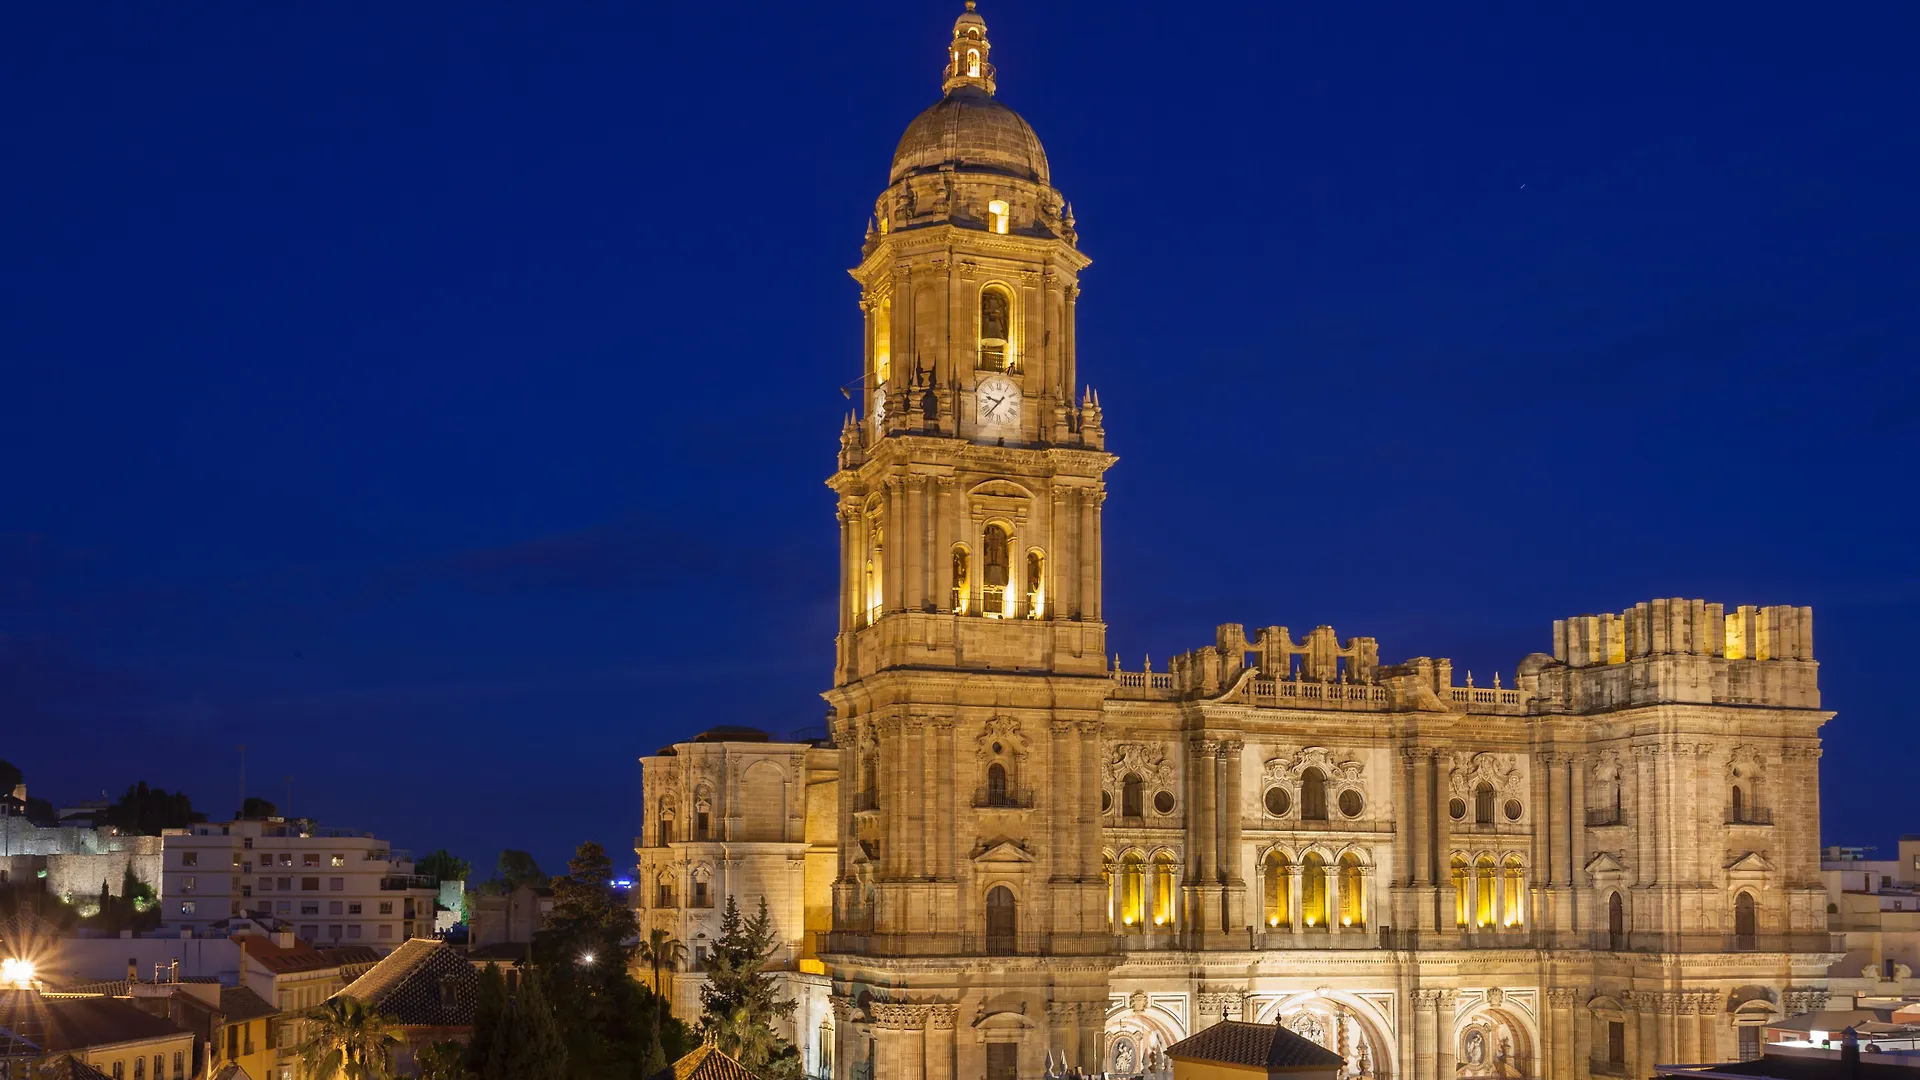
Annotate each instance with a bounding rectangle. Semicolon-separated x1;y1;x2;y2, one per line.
0;958;33;987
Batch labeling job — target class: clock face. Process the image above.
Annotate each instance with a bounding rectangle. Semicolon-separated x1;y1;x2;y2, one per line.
976;375;1021;429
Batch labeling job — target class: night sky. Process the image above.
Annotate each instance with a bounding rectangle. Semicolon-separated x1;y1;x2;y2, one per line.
3;2;1915;875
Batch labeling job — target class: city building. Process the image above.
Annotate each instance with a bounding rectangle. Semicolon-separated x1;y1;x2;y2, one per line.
0;989;196;1080
467;883;552;957
0;794;163;909
332;938;477;1075
636;7;1840;1080
1823;839;1920;1009
160;819;439;948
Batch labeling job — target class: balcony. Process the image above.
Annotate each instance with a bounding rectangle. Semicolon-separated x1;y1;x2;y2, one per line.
1727;808;1774;826
379;874;438;891
851;792;879;814
1586;808;1624;827
971;788;1035;810
1587;930;1841;954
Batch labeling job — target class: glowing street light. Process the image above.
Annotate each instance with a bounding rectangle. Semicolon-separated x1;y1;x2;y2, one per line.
579;953;596;967
1;957;34;988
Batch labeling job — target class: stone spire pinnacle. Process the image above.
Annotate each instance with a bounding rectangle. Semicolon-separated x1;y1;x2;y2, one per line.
942;2;997;97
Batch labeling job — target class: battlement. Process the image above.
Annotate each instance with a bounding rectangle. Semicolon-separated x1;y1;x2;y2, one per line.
1551;600;1814;667
1533;599;1819;712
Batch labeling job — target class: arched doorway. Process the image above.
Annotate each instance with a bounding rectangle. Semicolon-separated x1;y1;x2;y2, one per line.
985;886;1017;955
1734;891;1757;950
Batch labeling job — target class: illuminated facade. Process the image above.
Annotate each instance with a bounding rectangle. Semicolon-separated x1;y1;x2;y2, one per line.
639;7;1840;1079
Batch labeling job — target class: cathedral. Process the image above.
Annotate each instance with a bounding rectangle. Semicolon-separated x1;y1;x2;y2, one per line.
635;7;1837;1079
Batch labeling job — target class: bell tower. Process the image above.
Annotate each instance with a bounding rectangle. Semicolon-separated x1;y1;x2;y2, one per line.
823;6;1117;1079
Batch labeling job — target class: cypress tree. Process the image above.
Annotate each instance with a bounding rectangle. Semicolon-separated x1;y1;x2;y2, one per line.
506;971;567;1080
467;964;508;1076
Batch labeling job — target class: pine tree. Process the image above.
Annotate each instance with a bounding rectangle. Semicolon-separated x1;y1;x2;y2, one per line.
467;964;508;1076
506;971;567;1080
698;896;800;1080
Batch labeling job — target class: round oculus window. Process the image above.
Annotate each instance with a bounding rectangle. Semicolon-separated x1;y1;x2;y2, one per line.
1338;789;1364;818
1449;798;1467;821
1504;799;1523;822
1153;790;1176;815
991;741;1003;754
1264;787;1292;817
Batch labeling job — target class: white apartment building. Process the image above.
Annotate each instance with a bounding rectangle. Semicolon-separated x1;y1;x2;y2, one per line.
1823;837;1920;1008
161;818;439;949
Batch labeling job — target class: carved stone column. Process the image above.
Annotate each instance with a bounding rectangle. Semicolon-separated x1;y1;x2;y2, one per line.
1546;987;1577;1080
1411;989;1437;1080
1219;739;1247;930
927;1005;957;1080
1434;991;1457;1080
1431;753;1453;934
1288;866;1304;939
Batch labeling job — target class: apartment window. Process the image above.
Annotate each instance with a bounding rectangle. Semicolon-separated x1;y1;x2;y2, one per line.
329;877;344;891
242;838;253;850
181;901;197;915
379;901;393;915
301;877;319;891
280;854;293;867
378;925;393;940
229;1024;240;1059
303;854;319;867
258;878;271;891
348;902;362;915
348;925;361;939
232;854;244;867
301;902;320;916
278;877;291;890
1884;875;1895;889
329;901;344;915
331;854;345;867
173;1053;183;1078
182;876;197;892
231;876;242;889
182;852;199;867
301;925;318;939
241;886;252;898
329;925;343;940
153;1055;163;1080
112;1064;124;1080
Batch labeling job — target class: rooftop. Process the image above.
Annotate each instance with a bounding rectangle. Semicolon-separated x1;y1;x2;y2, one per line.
335;938;477;1027
240;934;340;975
0;990;190;1053
1166;1019;1347;1072
647;1045;761;1080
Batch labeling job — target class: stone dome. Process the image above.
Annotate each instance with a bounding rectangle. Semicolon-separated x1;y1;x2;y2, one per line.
889;87;1050;186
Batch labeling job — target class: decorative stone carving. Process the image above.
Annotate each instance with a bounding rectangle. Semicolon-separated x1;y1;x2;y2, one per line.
1264;747;1365;787
1450;753;1524;800
1129;990;1149;1014
975;716;1026;762
1103;742;1177;791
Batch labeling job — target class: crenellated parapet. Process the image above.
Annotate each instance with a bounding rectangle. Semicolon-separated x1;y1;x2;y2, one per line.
1527;598;1818;711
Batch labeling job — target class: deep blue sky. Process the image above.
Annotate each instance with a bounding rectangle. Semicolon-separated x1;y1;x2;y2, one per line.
2;2;1915;875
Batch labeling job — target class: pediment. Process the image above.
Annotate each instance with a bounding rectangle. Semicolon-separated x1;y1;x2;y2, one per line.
1584;851;1628;876
967;478;1035;502
972;839;1036;865
1727;851;1776;874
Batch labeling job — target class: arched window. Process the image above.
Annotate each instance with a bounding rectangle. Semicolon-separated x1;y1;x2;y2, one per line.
1731;784;1745;822
1152;854;1176;926
864;524;884;625
967;48;981;78
985;762;1009;806
657;811;675;848
1734;892;1757;950
1474;782;1496;824
1607;891;1625;950
1474;856;1497;928
1025;549;1045;618
1502;856;1525;927
1301;768;1327;820
950;545;971;615
1122;773;1144;818
985;886;1016;954
1120;854;1145;928
981;525;1010;615
1452;855;1470;928
979;287;1011;370
1302;853;1329;928
987;199;1010;235
1338;853;1365;928
872;294;891;386
1263;851;1292;929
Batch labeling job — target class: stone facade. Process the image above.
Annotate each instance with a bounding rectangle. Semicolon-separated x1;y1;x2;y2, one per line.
636;7;1838;1079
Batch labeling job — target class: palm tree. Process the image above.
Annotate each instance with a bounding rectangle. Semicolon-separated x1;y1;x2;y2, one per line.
296;996;400;1080
637;927;687;1068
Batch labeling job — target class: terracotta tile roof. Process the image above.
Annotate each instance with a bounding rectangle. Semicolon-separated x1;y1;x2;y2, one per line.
316;945;382;967
240;935;339;975
1166;1019;1347;1072
647;1045;761;1080
334;939;476;1028
219;986;278;1024
0;990;190;1053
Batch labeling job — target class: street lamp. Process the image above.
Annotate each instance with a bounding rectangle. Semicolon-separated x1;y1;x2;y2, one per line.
1;957;34;988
